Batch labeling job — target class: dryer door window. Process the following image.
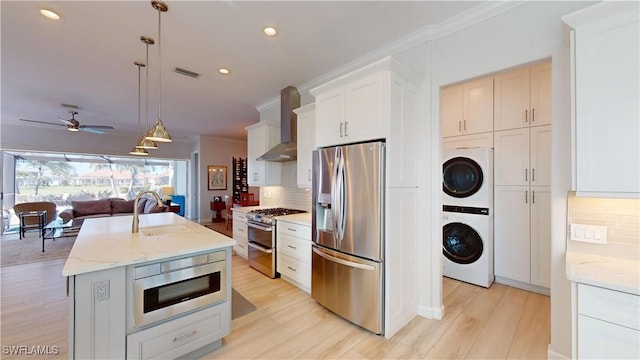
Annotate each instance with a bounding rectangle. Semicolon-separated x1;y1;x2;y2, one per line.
442;157;483;198
443;222;483;264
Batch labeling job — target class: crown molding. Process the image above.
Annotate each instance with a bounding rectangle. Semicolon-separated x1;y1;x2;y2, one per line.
432;1;527;40
256;1;527;114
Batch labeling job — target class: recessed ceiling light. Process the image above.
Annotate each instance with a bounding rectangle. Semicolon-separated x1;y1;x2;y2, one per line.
40;9;60;20
263;27;277;36
218;68;231;75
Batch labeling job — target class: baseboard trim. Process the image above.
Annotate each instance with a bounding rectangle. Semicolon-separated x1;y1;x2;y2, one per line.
494;276;550;296
417;304;444;320
547;344;570;360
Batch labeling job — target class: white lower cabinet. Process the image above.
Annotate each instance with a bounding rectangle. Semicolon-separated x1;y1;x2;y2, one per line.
494;186;550;289
276;219;311;293
70;267;127;360
575;283;640;359
232;210;248;259
127;302;230;360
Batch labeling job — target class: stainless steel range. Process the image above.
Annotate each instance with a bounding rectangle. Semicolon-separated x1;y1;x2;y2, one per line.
246;208;306;278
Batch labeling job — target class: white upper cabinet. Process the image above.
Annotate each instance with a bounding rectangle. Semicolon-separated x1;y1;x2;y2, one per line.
563;3;640;197
494;62;551;131
313;72;385;148
294;103;315;188
245;122;281;186
314;87;345;148
495;125;551;187
441;77;493;137
310;57;419;154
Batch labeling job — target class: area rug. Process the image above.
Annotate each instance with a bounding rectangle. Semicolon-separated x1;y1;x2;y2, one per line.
1;233;75;267
231;288;256;320
203;222;233;238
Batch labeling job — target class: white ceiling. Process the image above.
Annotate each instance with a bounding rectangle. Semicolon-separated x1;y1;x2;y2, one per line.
1;1;484;141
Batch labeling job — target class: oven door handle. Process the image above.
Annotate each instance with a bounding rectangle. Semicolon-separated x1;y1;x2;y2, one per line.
248;242;273;254
247;222;272;231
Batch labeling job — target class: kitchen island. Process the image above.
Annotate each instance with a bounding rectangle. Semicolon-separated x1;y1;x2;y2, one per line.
62;212;235;359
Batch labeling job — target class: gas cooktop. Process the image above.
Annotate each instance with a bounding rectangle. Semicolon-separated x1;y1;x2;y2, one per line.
246;207;306;224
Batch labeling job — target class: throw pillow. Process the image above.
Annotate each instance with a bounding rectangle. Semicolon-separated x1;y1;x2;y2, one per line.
72;198;112;217
143;198;166;213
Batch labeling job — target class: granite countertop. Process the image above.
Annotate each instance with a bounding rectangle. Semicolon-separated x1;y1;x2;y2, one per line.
566;250;640;295
276;212;312;226
62;212;235;276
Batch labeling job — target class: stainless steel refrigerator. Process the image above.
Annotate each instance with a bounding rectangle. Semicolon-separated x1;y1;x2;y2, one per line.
311;140;384;335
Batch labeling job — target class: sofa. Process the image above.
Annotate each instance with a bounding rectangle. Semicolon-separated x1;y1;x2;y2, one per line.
59;197;167;223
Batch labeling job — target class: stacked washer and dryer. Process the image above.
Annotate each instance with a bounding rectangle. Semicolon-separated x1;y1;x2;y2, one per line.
441;148;494;288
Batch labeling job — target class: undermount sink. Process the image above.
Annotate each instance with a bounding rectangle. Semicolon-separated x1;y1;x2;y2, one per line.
140;224;191;236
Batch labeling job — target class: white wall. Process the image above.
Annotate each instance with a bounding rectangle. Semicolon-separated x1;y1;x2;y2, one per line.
196;135;248;222
422;2;594;357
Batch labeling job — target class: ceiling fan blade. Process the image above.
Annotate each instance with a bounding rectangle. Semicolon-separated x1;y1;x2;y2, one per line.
79;127;106;134
59;119;75;126
19;118;66;127
81;125;114;130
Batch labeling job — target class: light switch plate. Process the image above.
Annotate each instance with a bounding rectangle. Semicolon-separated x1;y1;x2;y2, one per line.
570;223;608;244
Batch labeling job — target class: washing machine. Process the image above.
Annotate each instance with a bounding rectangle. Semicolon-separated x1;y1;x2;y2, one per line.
442;205;494;288
442;147;493;208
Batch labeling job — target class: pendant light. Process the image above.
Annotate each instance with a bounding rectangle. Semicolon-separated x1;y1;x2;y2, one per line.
145;0;172;143
136;35;158;149
130;61;149;156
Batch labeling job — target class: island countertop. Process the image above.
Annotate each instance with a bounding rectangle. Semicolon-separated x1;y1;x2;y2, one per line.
62;212;235;276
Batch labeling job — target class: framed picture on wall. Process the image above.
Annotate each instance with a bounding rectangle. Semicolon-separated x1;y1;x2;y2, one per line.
208;165;227;190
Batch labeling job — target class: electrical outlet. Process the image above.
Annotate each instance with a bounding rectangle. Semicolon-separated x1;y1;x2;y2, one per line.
570;223;608;244
94;280;110;302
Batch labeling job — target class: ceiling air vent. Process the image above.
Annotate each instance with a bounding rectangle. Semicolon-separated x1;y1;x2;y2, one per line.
174;67;200;78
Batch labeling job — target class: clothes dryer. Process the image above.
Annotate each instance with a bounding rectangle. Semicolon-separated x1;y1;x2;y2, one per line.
442;147;493;208
442;205;493;288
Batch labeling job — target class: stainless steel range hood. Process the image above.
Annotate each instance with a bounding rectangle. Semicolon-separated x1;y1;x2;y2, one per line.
257;86;300;162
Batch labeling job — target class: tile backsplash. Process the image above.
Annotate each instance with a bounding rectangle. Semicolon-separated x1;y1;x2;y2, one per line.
567;192;640;259
260;161;312;211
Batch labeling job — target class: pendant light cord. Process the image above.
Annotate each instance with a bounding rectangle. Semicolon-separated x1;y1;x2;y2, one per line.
157;7;162;121
145;42;150;133
137;63;142;137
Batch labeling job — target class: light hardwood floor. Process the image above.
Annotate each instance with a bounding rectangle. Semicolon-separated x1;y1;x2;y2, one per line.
0;255;549;359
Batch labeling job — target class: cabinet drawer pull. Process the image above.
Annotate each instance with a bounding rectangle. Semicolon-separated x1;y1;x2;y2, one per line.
344;121;349;136
308;169;311;181
287;244;297;249
173;330;197;342
287;227;297;232
287;266;297;272
463;120;467;131
532;108;535;122
339;122;344;137
525;190;528;204
532;168;535;182
532;190;536;204
525;169;528;182
525;109;528;123
458;121;462;132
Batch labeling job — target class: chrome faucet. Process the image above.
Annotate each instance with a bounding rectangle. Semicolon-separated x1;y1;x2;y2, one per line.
132;191;164;233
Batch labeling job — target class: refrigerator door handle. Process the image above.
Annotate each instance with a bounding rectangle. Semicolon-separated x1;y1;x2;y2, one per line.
336;149;346;243
332;148;341;241
313;247;375;271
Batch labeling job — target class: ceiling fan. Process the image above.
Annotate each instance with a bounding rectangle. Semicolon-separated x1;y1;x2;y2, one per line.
19;111;115;134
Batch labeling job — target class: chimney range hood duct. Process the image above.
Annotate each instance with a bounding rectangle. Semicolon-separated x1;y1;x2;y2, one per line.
257;86;301;162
